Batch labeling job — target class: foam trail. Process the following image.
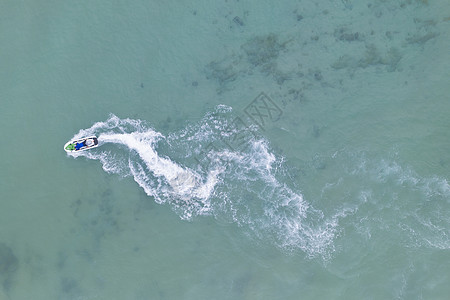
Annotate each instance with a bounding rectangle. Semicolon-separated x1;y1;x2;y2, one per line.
100;132;198;196
66;111;339;257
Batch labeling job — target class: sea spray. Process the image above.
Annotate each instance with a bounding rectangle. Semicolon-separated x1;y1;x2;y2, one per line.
65;109;340;257
66;110;450;259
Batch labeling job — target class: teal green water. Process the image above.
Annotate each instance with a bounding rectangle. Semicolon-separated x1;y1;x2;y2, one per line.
1;0;450;299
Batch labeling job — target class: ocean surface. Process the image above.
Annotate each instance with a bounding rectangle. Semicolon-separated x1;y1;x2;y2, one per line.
1;0;449;299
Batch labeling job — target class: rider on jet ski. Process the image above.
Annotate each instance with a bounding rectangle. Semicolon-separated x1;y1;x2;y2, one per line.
75;142;85;150
75;138;94;150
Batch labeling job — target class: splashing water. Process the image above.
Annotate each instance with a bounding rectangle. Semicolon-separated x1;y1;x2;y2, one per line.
66;108;339;258
66;107;450;259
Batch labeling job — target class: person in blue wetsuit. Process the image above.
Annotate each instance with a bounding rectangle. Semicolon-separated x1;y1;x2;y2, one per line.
75;142;85;150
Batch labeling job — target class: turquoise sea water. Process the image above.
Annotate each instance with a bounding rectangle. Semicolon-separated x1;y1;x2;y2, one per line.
1;0;449;299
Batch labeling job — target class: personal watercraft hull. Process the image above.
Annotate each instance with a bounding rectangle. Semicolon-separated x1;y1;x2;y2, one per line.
64;136;99;153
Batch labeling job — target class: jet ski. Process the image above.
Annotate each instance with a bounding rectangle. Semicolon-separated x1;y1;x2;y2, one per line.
64;136;99;153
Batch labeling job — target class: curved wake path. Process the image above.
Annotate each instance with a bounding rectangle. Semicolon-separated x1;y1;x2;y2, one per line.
65;110;349;258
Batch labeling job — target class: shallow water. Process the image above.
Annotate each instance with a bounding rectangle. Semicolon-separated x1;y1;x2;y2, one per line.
1;0;449;299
